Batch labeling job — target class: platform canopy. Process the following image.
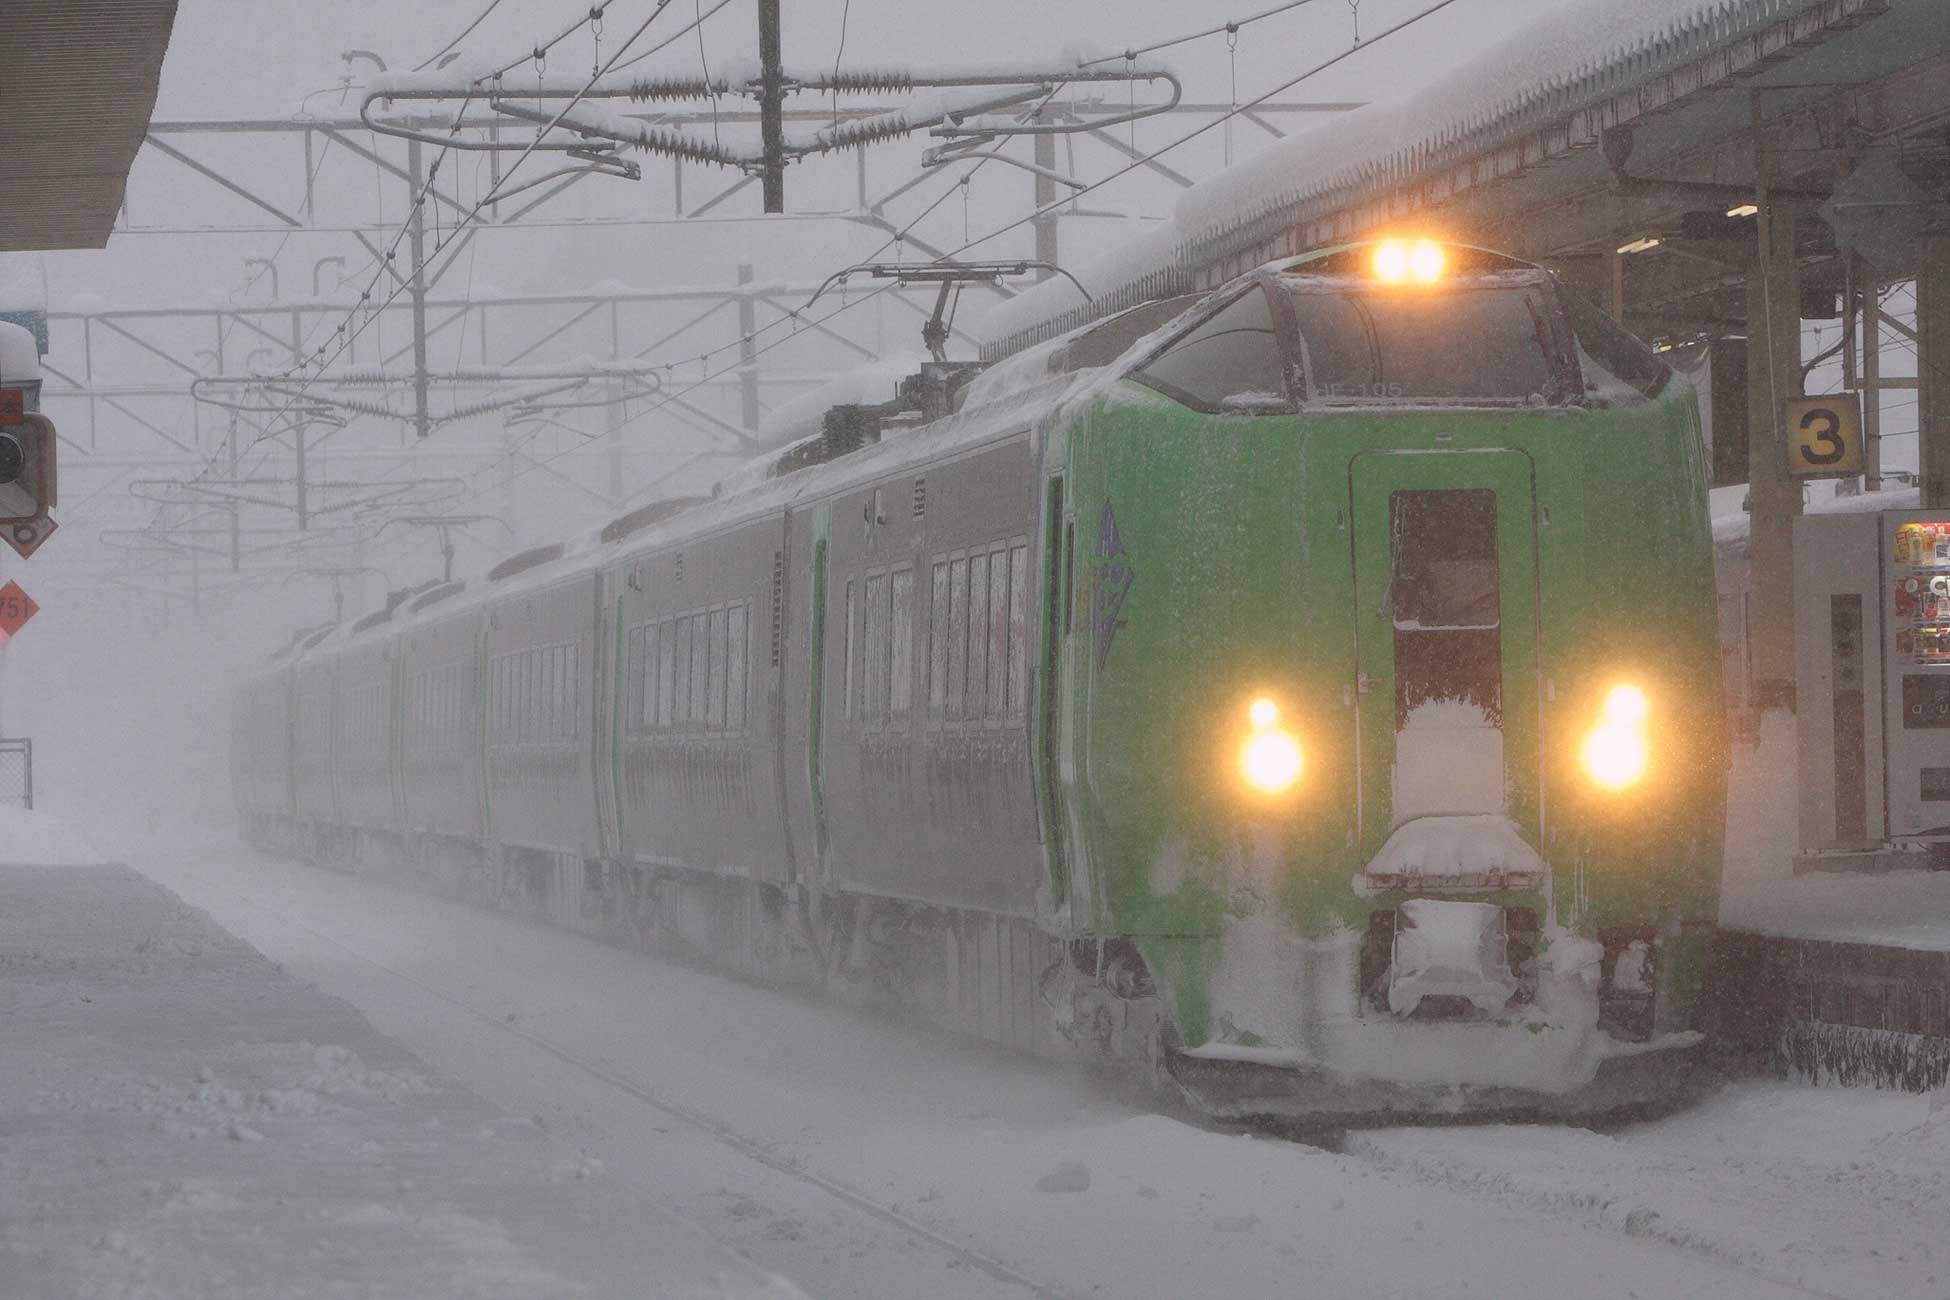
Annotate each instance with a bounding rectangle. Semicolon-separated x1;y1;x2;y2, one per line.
0;0;179;251
984;0;1950;355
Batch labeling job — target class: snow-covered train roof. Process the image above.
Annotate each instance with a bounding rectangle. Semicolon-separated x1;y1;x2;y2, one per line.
981;0;1861;355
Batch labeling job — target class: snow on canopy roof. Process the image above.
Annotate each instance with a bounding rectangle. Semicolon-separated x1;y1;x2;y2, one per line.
980;0;1841;355
1176;0;1827;258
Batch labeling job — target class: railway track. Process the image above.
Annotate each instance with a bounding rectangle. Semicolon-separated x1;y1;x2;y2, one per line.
152;847;1864;1300
161;859;1082;1300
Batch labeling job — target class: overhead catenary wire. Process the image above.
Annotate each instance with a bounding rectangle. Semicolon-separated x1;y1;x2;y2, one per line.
161;0;686;535
1076;0;1329;67
417;0;1472;531
180;0;1449;572
249;0;686;451
414;0;513;71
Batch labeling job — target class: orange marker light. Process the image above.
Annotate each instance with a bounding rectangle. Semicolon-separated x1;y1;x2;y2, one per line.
1373;242;1411;283
1408;240;1446;282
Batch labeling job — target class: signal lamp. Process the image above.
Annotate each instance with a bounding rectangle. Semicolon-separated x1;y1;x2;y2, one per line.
1239;697;1303;794
1372;240;1446;284
1373;242;1411;283
1581;684;1650;791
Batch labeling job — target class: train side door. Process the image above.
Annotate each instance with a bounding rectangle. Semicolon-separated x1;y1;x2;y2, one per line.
1031;472;1073;913
1348;449;1543;871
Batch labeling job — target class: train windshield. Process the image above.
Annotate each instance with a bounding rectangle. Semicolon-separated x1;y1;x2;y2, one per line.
1280;274;1575;408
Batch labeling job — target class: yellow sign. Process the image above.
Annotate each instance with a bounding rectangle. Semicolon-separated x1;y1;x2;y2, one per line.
1786;393;1864;477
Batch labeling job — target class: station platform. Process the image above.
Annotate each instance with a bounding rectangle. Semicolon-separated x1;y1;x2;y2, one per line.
1711;715;1950;1092
0;859;806;1300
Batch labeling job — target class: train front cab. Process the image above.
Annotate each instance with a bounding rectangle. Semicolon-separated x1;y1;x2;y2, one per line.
1051;241;1725;1111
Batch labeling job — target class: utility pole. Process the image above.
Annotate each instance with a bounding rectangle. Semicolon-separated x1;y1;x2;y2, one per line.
1033;128;1058;280
407;138;433;439
757;0;785;213
294;419;308;531
226;416;241;572
607;301;625;505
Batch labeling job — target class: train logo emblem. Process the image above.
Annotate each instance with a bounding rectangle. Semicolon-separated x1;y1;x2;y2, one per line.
1089;501;1134;671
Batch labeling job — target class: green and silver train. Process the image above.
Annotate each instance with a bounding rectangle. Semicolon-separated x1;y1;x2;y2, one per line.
236;240;1725;1118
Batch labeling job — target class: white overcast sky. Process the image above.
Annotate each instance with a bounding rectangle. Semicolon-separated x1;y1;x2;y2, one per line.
58;0;1573;315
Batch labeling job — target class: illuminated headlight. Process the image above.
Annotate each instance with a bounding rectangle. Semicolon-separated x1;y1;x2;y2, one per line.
1240;698;1303;794
1372;239;1446;284
1581;684;1649;791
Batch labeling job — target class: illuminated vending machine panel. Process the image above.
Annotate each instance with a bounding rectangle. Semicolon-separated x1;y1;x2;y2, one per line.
1883;512;1950;837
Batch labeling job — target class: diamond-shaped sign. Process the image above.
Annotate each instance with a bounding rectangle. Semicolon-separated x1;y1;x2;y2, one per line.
0;580;39;641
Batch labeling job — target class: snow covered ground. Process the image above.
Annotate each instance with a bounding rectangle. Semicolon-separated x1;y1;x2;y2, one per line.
79;822;1947;1300
0;858;804;1300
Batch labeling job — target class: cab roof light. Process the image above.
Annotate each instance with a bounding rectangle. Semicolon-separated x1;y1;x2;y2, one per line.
1372;239;1446;284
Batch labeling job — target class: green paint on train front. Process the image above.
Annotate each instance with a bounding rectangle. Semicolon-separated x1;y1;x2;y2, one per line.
1042;364;1725;1051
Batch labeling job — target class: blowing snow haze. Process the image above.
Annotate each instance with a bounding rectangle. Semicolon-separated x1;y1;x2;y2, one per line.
4;1;1950;1298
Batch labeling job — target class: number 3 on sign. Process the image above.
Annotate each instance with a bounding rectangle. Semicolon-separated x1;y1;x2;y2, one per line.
1786;394;1863;477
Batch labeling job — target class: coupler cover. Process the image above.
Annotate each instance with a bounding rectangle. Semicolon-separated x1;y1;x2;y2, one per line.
1388;898;1519;1016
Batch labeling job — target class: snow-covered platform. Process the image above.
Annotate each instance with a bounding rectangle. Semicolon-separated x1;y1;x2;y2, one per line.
1711;716;1950;1091
0;862;803;1300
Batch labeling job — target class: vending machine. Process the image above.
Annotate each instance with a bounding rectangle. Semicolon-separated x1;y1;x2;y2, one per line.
1794;508;1950;869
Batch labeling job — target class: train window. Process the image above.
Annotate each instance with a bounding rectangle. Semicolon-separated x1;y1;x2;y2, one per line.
1008;544;1029;720
890;568;914;718
1391;489;1502;728
1284;278;1570;406
690;614;710;728
727;604;748;730
986;550;1011;718
863;573;889;723
673;618;693;728
967;556;990;720
661;620;678;727
1129;287;1291;414
1558;285;1670;404
843;580;856;720
947;558;969;720
928;563;950;720
633;625;652;732
926;542;1032;727
508;654;522;743
708;608;729;729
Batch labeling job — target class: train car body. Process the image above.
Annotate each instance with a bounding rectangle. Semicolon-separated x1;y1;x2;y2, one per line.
396;584;487;844
237;241;1725;1118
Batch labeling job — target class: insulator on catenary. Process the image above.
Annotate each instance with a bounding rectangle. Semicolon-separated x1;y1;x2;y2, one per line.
625;75;729;102
801;67;913;95
620;123;746;168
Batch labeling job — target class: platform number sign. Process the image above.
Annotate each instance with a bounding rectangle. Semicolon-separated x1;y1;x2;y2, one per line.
0;580;36;643
1786;394;1863;478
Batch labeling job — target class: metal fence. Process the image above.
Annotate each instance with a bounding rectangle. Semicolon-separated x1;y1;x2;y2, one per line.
0;738;33;810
